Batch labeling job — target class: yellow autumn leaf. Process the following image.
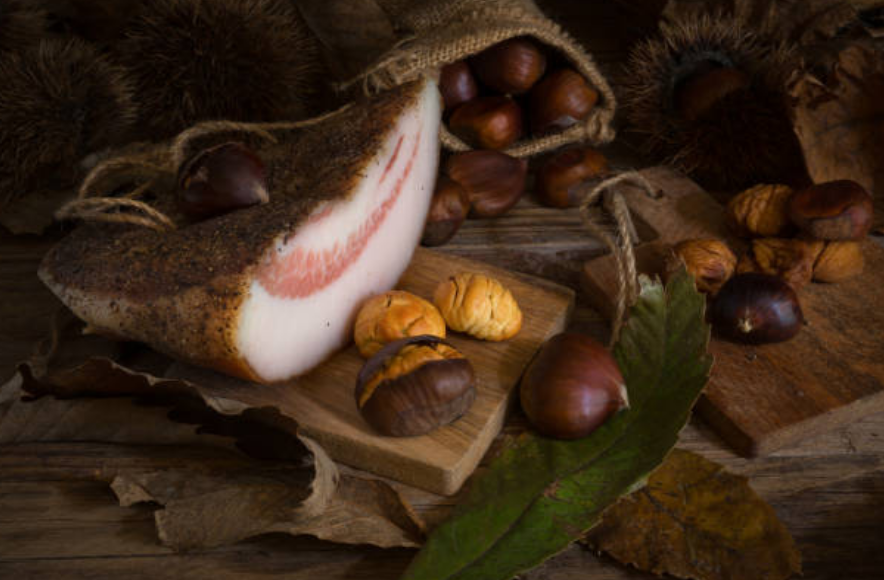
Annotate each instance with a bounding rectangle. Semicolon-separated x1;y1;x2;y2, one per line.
585;449;801;580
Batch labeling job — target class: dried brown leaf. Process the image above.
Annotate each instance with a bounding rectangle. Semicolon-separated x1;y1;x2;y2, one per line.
584;449;801;580
789;43;884;229
2;323;425;551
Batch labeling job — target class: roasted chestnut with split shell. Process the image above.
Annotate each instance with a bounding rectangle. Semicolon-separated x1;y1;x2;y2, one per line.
355;335;476;437
520;332;628;440
710;273;804;344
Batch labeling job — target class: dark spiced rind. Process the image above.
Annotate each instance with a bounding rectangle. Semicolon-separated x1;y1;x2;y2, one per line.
39;81;428;382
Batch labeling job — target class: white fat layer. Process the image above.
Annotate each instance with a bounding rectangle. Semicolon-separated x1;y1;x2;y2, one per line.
236;80;441;382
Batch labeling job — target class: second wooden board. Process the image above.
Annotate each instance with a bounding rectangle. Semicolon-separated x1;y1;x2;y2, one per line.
581;167;884;456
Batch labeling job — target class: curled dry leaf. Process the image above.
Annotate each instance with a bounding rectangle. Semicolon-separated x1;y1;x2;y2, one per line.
584;449;801;580
1;315;425;551
789;43;884;231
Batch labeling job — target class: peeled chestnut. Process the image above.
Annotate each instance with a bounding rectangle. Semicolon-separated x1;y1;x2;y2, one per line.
710;273;804;345
449;96;523;150
471;37;546;94
421;176;470;246
439;60;478;111
177;141;268;220
676;66;750;121
529;69;598;135
355;335;476;437
520;333;628;440
788;180;873;240
445;150;527;218
536;146;608;208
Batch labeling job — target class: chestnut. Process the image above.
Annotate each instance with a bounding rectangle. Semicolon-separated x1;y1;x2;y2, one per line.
445;150;527;218
676;66;750;121
449;96;523;150
519;333;628;440
177;141;268;220
528;69;598;135
788;180;873;240
439;60;478;112
421;175;470;246
536;146;608;208
471;37;546;94
710;273;804;344
355;335;476;437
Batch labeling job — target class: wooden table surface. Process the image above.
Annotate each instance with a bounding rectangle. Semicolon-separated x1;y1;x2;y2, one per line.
2;2;883;579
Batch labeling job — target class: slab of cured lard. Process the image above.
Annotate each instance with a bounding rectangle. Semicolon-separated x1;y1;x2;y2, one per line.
40;79;442;384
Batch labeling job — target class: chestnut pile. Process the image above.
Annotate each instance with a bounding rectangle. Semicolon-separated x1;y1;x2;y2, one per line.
422;38;609;246
668;179;873;344
352;273;522;437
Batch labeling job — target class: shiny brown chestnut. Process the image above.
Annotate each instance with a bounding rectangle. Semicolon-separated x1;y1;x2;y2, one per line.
520;332;628;440
710;273;804;344
439;60;478;111
676;66;750;121
445;150;527;218
536;146;608;208
529;69;598;135
788;180;873;240
471;37;546;94
177;141;268;220
449;96;523;150
355;335;476;437
421;176;470;247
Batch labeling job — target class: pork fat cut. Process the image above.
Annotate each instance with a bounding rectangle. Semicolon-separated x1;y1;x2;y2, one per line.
40;79;442;383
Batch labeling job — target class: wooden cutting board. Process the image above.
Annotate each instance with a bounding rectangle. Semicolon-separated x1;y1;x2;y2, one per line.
581;167;884;457
187;247;574;495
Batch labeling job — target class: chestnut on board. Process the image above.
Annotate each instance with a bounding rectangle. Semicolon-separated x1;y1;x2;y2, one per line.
355;335;476;437
710;273;804;344
520;332;628;440
788;180;873;240
177;141;268;220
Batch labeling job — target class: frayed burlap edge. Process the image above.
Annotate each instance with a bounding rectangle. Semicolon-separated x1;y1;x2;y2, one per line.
345;6;617;157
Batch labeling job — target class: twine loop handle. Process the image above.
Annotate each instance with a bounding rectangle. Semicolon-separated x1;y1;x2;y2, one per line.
579;171;660;344
54;104;354;231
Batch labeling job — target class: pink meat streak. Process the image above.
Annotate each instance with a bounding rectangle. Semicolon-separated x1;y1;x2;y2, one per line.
256;131;420;299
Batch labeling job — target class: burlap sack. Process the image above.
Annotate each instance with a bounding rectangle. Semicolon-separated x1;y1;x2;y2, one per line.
347;0;617;157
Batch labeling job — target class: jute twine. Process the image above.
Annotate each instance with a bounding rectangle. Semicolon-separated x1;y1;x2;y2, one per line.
346;0;617;157
579;171;661;344
53;104;354;231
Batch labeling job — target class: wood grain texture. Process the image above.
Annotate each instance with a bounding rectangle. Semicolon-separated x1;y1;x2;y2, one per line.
174;247;573;496
286;247;573;495
582;166;884;457
2;1;884;577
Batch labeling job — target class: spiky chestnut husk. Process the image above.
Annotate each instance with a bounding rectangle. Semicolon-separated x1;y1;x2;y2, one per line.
0;38;137;208
36;0;148;45
622;14;809;191
115;0;327;140
0;1;52;52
